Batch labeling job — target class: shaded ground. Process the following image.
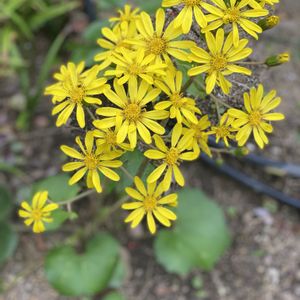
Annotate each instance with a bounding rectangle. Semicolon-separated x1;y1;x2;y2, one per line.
1;0;300;299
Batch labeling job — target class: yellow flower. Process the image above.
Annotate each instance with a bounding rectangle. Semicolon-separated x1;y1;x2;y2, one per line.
94;79;168;149
18;191;58;233
93;126;132;153
210;113;236;147
130;8;195;65
94;22;136;70
161;0;207;33
202;0;268;47
45;63;108;128
228;84;285;149
122;176;177;234
105;48;167;85
188;28;252;94
145;123;198;191
61;131;122;193
109;4;140;32
155;70;201;124
250;0;279;7
183;115;212;156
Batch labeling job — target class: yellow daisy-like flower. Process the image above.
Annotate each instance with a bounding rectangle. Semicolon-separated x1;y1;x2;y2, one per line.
61;131;123;193
184;115;212;156
94;22;136;71
202;0;268;47
94;79;168;149
162;0;207;33
210;113;236;147
109;4;140;32
45;64;108;128
155;70;201;124
250;0;279;7
188;29;252;94
93;126;132;153
228;84;285;149
49;61;85;104
105;48;167;85
18;191;58;233
130;8;196;65
122;176;177;234
145;123;198;191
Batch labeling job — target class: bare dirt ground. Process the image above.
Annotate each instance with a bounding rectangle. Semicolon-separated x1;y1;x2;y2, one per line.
1;0;300;299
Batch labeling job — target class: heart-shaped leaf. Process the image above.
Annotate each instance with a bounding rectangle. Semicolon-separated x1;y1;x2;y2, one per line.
45;233;120;296
155;188;231;275
0;222;18;265
44;209;77;231
0;186;13;221
33;174;80;203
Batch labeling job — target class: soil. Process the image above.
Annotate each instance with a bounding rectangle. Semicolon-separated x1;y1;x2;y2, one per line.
1;0;300;299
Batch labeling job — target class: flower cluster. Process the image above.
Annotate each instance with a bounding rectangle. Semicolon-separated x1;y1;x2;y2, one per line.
42;0;287;234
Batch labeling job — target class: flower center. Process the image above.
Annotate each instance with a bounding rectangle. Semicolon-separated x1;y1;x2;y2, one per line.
69;85;85;103
105;131;117;145
248;111;262;126
165;147;179;166
143;196;157;212
210;55;227;71
128;63;142;75
223;8;240;24
147;36;167;55
32;209;42;221
84;154;99;170
170;93;184;108
215;126;230;138
124;103;141;122
182;0;201;6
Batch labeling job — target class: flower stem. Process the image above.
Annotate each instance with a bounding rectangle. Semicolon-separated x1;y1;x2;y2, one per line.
120;166;134;180
237;61;265;65
57;189;95;205
182;76;194;93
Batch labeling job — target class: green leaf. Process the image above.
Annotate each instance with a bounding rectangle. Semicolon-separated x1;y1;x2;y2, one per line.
95;0;125;11
108;253;127;288
44;209;77;231
0;222;18;265
154;188;230;275
83;20;110;42
33;174;80;203
103;291;125;300
133;0;161;13
0;186;13;221
29;1;79;31
45;233;120;296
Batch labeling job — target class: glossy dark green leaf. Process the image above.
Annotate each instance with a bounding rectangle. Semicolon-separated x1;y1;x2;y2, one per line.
33;174;80;203
155;188;230;275
0;185;13;221
45;233;120;296
0;222;18;265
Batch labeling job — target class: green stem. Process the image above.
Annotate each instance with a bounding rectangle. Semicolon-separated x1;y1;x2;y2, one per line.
120;166;134;180
237;61;265;65
56;189;95;205
181;76;194;93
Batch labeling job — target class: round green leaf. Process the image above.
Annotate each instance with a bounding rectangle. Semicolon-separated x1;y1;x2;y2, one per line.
44;209;77;231
0;186;13;221
45;233;120;296
103;291;125;300
154;188;231;275
33;174;80;202
0;222;18;265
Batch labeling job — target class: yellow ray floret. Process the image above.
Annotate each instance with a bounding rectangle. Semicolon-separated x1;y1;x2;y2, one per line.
155;70;201;124
61;131;123;193
129;8;196;65
45;63;108;128
228;84;285;149
105;48;167;86
161;0;207;34
94;79;168;149
109;4;140;32
122;176;178;234
145;123;198;191
202;0;268;47
18;191;58;233
188;28;252;94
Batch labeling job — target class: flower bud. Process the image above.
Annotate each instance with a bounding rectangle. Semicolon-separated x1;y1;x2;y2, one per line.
265;52;290;67
258;16;280;31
